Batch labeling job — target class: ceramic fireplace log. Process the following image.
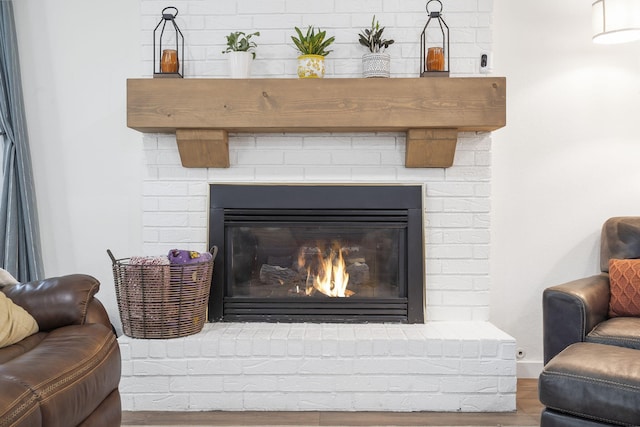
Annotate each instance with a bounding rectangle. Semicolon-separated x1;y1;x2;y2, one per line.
259;264;301;286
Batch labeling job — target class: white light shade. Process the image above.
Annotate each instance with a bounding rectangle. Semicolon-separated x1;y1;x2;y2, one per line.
592;0;640;44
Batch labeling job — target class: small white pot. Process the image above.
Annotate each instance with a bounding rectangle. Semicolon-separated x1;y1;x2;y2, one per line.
362;52;391;78
228;51;253;78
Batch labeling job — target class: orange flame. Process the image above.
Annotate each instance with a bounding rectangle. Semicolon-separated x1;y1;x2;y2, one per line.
300;244;352;297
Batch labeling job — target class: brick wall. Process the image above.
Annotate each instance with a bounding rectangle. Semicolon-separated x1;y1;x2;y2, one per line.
139;0;493;322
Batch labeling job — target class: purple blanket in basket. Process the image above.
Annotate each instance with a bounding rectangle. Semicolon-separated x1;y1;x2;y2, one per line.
167;249;212;264
167;250;212;288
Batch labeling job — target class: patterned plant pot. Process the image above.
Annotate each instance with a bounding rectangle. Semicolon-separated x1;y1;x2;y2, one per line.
297;54;325;78
228;51;253;78
362;52;391;78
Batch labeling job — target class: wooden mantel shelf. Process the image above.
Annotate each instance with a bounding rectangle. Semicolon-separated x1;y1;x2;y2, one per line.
127;77;506;168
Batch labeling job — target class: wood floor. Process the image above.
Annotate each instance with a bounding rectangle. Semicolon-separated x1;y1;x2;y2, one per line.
122;378;543;426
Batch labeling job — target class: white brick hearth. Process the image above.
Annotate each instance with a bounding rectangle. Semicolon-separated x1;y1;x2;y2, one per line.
124;0;516;413
119;322;515;412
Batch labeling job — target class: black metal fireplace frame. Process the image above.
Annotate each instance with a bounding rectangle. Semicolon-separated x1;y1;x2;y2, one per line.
208;184;425;323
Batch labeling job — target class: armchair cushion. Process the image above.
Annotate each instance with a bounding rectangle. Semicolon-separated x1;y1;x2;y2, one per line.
0;292;38;348
608;258;640;317
587;317;640;350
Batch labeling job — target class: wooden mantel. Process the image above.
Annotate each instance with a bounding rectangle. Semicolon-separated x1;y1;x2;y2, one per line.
127;77;506;168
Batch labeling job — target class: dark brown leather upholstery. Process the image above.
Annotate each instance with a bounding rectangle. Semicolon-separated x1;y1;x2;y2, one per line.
2;274;100;330
541;217;640;426
543;274;610;364
543;217;640;364
587;317;640;349
0;275;121;427
600;217;640;272
540;342;640;426
540;409;616;427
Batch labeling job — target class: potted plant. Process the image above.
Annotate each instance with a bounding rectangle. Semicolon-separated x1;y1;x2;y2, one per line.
291;26;335;78
358;16;395;78
222;31;260;78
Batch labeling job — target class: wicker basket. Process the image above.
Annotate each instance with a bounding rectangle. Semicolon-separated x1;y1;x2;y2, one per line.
108;247;216;339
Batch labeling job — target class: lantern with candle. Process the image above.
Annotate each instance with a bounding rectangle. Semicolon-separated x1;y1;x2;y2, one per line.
420;0;449;77
153;6;184;78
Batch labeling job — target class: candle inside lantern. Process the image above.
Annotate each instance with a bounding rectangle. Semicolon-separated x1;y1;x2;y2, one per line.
160;49;179;73
426;47;445;71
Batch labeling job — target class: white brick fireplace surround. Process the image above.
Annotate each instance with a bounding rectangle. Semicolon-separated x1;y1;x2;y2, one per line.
120;0;516;413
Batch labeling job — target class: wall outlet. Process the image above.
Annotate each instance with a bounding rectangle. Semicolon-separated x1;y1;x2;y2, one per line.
479;51;492;74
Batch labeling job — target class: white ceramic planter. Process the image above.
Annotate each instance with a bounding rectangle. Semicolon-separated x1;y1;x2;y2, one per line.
228;51;253;78
297;54;325;78
362;52;391;78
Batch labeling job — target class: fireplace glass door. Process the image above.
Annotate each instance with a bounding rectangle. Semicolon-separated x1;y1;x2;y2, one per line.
209;185;424;323
229;222;404;298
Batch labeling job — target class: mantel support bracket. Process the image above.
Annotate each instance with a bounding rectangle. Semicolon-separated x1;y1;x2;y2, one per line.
176;129;230;168
175;128;459;169
405;128;459;168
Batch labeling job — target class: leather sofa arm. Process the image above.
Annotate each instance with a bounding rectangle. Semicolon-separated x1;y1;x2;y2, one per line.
1;274;104;331
85;298;114;330
543;273;610;364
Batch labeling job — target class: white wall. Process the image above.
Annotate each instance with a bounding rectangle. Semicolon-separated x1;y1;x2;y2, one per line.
12;0;143;324
492;0;640;376
12;0;640;377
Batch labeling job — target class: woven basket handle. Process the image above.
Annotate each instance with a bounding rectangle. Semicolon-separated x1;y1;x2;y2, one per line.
107;249;118;265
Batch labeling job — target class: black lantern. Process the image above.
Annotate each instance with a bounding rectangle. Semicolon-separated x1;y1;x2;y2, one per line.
153;6;184;78
420;0;450;77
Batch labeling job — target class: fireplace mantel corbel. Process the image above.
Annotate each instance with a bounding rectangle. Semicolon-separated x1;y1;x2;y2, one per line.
126;77;506;168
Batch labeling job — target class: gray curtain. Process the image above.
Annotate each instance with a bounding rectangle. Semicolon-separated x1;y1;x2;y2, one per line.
0;0;43;282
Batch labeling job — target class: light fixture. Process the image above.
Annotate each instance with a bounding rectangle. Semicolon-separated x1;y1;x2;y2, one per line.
153;6;185;77
592;0;640;44
420;0;450;77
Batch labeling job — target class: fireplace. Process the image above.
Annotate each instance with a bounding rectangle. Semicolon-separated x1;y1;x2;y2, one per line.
208;184;425;323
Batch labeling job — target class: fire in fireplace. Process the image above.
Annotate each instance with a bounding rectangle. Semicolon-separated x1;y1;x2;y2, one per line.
208;184;425;323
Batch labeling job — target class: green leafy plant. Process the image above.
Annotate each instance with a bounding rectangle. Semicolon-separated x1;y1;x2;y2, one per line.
222;31;260;59
358;16;394;53
291;26;335;57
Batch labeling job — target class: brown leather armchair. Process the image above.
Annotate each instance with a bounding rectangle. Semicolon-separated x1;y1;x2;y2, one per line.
543;217;640;364
541;217;640;426
0;274;121;427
